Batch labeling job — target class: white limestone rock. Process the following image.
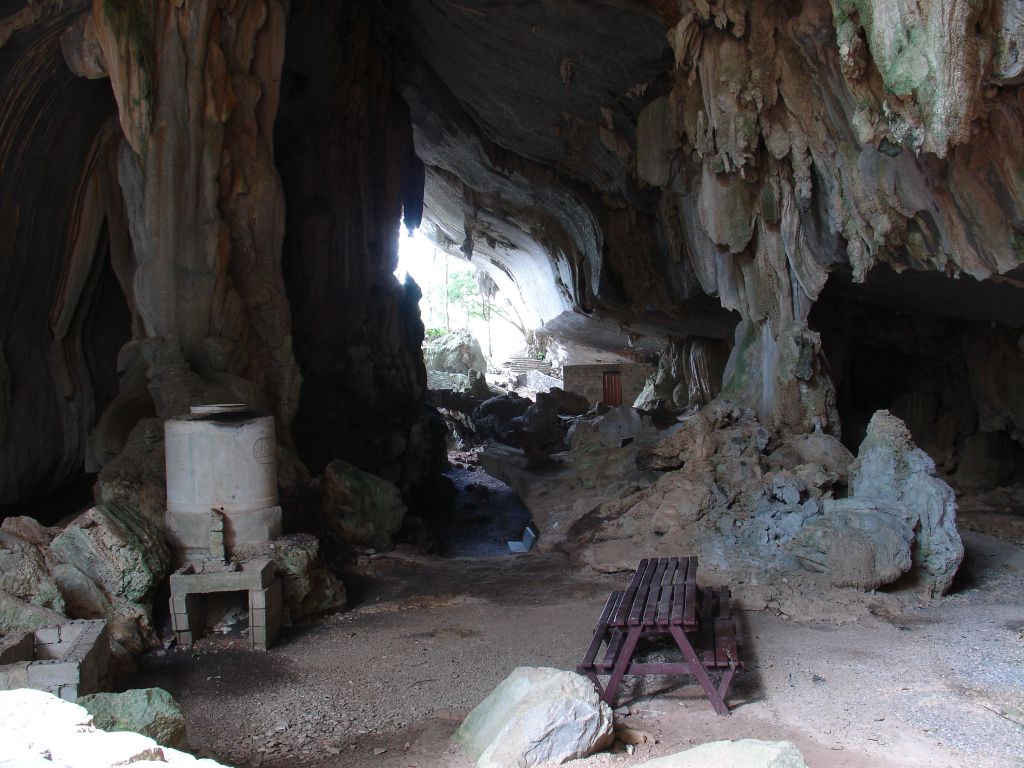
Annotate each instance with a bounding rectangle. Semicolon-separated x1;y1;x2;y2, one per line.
455;666;613;768
636;739;808;767
0;688;226;768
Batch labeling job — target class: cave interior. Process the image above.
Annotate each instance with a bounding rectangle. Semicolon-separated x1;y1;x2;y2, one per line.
1;0;1024;766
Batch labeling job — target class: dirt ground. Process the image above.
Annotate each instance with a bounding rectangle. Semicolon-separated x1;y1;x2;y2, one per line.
124;510;1024;768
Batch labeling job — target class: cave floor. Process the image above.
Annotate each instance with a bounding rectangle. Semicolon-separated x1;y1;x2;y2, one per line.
125;526;1024;768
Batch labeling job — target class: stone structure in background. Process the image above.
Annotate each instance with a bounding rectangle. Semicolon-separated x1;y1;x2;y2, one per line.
557;403;962;608
0;620;110;701
634;337;729;413
563;363;655;409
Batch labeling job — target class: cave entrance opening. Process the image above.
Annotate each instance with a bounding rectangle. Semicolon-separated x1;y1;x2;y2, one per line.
396;228;527;369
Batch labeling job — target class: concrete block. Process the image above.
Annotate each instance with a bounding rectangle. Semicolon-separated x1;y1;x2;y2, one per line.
170;594;188;613
175;631;193;647
27;660;79;687
77;624;110;696
58;684;78;702
34;625;61;646
250;625;267;648
170;558;275;593
249;607;267;628
170;611;190;633
249;588;267;610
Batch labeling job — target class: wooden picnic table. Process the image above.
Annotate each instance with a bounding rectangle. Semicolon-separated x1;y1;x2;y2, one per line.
577;556;741;715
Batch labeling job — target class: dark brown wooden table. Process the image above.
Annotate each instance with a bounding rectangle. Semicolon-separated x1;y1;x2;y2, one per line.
577;556;741;715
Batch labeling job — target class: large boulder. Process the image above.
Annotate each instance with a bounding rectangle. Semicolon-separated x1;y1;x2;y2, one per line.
769;432;855;485
849;411;964;597
456;667;613;768
547;386;589;416
78;688;188;750
635;739;808;768
472;393;531;444
792;498;914;590
322;460;406;550
242;534;346;620
0;589;66;633
50;502;170;653
0;517;65;613
424;330;487;375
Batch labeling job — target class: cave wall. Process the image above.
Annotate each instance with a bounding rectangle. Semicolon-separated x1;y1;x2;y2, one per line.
276;0;437;493
0;0;122;505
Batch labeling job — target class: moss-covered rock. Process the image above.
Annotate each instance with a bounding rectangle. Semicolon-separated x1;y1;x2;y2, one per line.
74;687;187;750
322;460;406;550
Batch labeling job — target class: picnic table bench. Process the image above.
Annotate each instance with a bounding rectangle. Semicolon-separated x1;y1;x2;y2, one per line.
577;556;741;715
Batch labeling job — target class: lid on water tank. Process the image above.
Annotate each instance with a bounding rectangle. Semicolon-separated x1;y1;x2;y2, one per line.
189;403;249;417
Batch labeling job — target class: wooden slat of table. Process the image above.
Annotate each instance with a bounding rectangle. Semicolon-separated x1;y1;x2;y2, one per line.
580;591;622;669
684;560;698;627
628;560;659;626
603;629;625;667
641;559;669;625
670;582;685;625
672;557;688;586
612;559;651;626
656;580;674;625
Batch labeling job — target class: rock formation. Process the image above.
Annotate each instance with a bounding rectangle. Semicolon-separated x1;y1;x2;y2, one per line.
424;330;488;376
563;402;961;602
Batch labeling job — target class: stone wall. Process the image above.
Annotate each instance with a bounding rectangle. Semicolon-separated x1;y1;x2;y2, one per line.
563;364;655;408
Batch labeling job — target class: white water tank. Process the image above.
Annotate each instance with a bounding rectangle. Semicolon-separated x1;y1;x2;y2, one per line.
164;404;282;558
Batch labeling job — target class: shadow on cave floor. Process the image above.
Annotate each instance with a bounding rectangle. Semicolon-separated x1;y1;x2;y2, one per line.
426;463;534;558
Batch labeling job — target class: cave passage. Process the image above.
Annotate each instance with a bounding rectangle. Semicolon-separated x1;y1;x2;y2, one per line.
428;464;534;558
813;267;1024;492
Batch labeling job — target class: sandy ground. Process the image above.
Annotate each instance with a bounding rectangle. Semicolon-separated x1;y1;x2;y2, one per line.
124;515;1024;768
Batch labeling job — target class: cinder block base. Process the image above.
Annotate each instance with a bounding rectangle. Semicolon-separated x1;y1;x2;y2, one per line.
169;560;283;652
0;620;110;700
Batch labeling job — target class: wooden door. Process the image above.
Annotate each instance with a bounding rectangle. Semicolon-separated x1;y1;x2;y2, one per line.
603;371;622;406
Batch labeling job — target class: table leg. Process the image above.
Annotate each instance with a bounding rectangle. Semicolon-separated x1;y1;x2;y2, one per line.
669;625;730;716
601;625;641;706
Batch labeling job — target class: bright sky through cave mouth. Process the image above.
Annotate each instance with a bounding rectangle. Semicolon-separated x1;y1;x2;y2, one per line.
396;228;527;363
